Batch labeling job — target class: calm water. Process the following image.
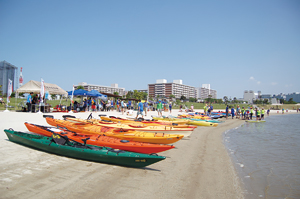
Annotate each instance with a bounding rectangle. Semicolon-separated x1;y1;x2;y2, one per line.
224;114;300;199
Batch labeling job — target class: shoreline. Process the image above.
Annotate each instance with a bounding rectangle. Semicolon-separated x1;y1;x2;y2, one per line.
1;110;297;198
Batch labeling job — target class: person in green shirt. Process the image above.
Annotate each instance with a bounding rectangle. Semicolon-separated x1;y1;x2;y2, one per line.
204;104;208;115
241;107;245;120
256;108;261;120
157;99;163;117
261;108;265;120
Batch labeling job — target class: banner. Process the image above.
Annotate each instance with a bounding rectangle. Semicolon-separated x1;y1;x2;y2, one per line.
40;78;45;103
7;79;12;103
71;85;74;103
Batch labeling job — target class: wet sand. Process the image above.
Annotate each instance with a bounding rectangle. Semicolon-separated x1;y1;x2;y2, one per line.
0;110;248;199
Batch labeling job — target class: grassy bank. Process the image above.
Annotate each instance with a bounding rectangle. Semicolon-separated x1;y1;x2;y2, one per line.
1;97;299;111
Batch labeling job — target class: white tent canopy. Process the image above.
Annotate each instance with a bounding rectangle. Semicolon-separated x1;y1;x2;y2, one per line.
16;80;67;95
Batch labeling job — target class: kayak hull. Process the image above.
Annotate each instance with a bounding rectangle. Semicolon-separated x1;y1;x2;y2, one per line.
4;129;165;168
46;117;184;144
25;122;175;154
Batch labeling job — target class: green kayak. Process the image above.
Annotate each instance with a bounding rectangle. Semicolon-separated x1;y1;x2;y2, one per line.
4;129;165;168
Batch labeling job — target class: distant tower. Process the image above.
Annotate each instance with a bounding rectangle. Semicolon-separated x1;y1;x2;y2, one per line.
19;67;23;87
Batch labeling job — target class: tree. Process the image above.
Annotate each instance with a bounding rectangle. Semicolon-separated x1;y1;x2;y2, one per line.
126;91;133;99
189;97;196;102
223;96;228;104
279;98;284;104
169;94;175;99
180;95;186;100
76;85;84;90
113;92;119;96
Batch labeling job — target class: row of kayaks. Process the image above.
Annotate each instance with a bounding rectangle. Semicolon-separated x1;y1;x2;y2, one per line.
5;112;265;168
5;114;203;168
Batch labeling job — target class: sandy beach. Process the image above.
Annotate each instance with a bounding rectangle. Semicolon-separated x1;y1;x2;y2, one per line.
0;109;296;199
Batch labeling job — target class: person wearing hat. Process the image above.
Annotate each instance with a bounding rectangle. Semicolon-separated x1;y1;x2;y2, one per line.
250;107;254;120
157;99;163;117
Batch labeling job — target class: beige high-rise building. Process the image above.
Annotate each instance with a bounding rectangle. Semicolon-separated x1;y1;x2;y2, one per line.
148;79;197;99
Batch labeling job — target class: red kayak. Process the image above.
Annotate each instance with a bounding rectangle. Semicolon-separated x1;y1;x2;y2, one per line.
25;122;175;154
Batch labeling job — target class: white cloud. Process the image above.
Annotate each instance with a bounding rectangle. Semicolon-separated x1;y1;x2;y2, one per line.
249;76;261;85
285;84;293;87
271;82;277;86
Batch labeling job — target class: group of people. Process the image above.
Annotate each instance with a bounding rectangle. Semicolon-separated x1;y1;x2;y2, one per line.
203;104;213;116
26;92;46;112
136;99;169;119
226;105;270;120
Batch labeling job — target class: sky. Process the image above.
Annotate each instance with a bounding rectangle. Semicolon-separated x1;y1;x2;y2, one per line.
1;0;299;99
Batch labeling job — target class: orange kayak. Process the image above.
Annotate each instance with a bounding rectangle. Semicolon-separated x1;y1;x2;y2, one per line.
45;117;184;144
25;122;174;154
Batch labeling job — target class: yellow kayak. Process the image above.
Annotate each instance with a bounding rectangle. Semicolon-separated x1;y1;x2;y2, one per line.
65;117;195;137
100;116;191;127
152;117;218;127
46;117;184;144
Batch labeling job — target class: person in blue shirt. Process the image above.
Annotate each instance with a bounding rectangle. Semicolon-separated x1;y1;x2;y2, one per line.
226;105;229;119
87;98;92;111
143;100;149;116
169;102;172;113
136;100;144;119
231;106;235;119
27;92;33;112
111;99;114;111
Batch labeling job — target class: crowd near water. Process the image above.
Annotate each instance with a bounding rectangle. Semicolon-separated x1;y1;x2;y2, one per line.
224;114;300;199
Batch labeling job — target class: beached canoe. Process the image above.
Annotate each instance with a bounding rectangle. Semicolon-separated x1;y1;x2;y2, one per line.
25;122;175;154
4;129;166;168
100;116;191;127
46;117;184;144
245;120;266;123
152;117;218;127
64;117;195;137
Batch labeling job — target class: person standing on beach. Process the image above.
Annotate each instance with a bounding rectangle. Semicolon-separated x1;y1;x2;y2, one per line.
191;104;194;112
226;105;229;119
169;102;172;113
241;107;245;120
267;108;270;116
121;100;125;114
236;105;241;119
204;104;208;115
231;106;235;119
157;99;163;117
27;92;33;112
256;108;261;120
144;100;148;116
135;100;144;119
261;108;265;120
250;107;254;120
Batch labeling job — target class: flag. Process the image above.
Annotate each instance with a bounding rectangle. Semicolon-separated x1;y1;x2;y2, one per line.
40;78;45;102
71;85;74;103
7;79;12;103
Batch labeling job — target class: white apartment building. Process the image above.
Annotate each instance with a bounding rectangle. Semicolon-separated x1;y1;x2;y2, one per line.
148;79;197;99
197;84;217;99
75;82;125;96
